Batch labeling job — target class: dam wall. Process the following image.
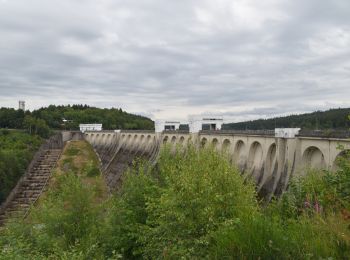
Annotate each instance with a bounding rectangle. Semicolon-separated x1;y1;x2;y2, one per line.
84;130;350;198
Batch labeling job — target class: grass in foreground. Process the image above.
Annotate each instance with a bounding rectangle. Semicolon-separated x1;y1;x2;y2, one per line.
0;145;349;259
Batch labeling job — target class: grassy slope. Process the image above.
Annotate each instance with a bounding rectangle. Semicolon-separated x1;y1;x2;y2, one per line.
1;140;111;258
42;140;108;203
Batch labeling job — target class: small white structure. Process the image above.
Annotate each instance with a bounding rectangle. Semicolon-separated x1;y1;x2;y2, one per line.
275;128;301;138
155;120;181;133
188;115;224;133
79;124;102;133
62;118;73;123
18;100;25;111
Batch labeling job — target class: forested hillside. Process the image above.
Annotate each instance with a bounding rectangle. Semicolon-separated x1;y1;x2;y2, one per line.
0;105;154;131
0;130;42;204
223;108;350;130
32;105;154;130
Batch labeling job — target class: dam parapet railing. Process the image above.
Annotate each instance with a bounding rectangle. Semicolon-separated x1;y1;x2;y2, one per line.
84;129;350;139
120;130;155;133
199;129;275;136
297;130;350;139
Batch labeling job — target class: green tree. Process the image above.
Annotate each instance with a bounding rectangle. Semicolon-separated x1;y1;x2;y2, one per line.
23;115;36;134
23;116;50;138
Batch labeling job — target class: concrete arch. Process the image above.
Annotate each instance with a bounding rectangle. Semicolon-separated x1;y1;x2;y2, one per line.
171;136;176;144
247;141;264;171
179;136;185;144
163;136;169;144
222;139;231;152
147;135;152;143
211;138;219;149
233;140;246;169
133;134;139;146
200;137;207;148
127;135;132;145
332;149;350;171
265;143;277;175
137;135;145;150
255;143;278;192
151;136;156;147
302;146;326;169
89;134;94;143
142;135;152;153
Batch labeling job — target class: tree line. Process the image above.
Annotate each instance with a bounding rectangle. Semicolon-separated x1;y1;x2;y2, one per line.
0;105;154;137
223;107;350;130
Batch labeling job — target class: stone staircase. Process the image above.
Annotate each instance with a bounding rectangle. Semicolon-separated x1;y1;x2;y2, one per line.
0;149;61;225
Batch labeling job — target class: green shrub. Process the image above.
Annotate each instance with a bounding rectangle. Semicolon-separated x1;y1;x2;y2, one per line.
104;145;350;259
273;148;350;220
0;129;10;135
65;147;80;156
142;146;258;258
104;160;160;258
84;161;100;177
333;149;350;205
105;146;258;258
61;157;78;173
0;173;107;259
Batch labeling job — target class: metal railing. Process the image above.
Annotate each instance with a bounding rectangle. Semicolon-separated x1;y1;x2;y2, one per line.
162;130;190;134
297;130;350;139
120;129;155;133
199;129;275;136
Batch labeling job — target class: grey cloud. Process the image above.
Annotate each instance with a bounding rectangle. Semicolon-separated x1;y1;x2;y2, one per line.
0;0;350;120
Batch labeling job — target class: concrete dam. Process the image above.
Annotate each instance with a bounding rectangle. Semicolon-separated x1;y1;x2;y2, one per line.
1;129;349;224
82;129;350;199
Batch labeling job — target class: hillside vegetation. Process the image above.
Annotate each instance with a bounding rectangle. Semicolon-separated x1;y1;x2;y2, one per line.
0;104;154;132
223;107;350;130
0;130;42;204
1;145;349;259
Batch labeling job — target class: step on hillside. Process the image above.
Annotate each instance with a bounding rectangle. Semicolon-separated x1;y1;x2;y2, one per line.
0;149;61;226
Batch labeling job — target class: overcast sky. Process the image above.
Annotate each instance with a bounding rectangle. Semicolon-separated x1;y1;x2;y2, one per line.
0;0;350;122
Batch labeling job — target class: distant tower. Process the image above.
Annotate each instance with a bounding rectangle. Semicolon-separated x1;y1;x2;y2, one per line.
18;100;25;111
